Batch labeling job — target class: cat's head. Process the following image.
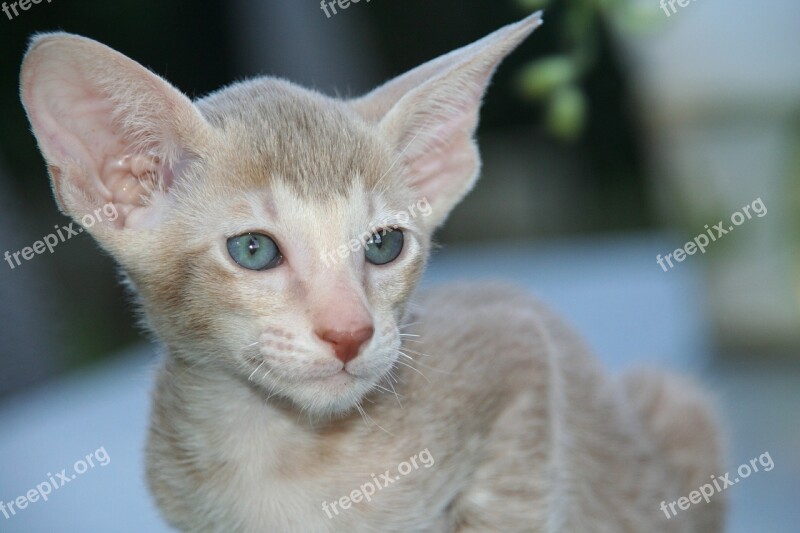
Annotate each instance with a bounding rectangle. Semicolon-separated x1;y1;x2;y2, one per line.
20;14;541;416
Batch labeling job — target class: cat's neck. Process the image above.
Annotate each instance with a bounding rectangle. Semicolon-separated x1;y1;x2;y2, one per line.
154;348;363;440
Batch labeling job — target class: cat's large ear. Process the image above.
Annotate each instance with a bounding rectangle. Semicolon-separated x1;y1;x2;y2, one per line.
20;33;213;244
352;13;542;229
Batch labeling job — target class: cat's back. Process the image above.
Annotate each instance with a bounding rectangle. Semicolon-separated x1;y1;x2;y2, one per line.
397;282;722;533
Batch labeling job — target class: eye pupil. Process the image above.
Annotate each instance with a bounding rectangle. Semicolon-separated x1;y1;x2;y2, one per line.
248;237;259;254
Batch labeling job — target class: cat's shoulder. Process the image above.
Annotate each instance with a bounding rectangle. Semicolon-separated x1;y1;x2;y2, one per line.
410;281;570;348
414;281;551;320
398;281;579;395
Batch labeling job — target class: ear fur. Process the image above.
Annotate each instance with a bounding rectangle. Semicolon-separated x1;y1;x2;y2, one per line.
351;13;543;229
20;33;213;243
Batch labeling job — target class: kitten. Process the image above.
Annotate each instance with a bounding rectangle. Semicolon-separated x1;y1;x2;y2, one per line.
20;13;724;532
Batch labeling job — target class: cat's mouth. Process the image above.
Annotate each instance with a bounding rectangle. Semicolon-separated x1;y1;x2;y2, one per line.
316;369;357;385
241;350;391;415
243;353;369;383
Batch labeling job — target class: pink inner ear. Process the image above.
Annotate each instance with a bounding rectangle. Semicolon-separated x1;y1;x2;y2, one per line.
21;34;204;231
35;76;169;227
408;131;477;205
391;86;482;208
102;153;169;226
367;14;541;227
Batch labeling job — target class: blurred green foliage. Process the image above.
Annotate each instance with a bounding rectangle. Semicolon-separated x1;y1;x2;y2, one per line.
515;0;662;140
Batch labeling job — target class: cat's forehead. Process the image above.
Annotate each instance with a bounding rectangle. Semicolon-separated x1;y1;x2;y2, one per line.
196;78;397;200
214;177;411;231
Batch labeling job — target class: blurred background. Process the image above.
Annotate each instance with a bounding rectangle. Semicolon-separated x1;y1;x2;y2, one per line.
0;0;797;531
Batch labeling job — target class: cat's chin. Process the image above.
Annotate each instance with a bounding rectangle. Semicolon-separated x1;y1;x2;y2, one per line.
265;371;380;418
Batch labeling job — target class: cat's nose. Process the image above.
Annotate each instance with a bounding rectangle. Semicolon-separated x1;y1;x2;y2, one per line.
316;326;374;364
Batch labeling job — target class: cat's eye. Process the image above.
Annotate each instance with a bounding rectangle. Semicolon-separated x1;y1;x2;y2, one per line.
227;233;281;271
365;229;404;265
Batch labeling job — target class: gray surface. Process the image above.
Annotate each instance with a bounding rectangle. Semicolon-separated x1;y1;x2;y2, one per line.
0;234;796;532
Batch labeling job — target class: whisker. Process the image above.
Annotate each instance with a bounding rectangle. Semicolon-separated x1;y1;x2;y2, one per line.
375;373;403;408
386;378;403;408
400;340;424;346
401;347;432;357
372;383;395;395
355;403;395;436
398;349;450;374
266;384;289;401
248;361;265;382
409;360;450;375
394;355;431;383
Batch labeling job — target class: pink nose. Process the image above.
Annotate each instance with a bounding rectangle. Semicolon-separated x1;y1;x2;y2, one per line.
316;326;374;364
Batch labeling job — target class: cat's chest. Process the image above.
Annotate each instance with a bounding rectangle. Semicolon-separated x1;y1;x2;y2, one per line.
214;447;449;532
205;423;452;532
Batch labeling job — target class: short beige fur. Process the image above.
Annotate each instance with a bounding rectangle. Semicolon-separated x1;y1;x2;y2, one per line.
20;13;724;532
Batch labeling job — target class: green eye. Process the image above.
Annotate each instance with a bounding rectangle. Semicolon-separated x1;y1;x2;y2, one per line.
227;233;281;271
365;229;404;265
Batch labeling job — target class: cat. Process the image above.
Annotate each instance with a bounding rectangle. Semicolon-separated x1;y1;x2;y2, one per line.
20;12;724;532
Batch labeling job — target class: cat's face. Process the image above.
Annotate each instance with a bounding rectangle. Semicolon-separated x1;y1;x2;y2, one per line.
20;14;541;416
129;89;432;415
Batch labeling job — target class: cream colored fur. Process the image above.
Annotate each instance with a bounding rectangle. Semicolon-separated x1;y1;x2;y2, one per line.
20;13;724;532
